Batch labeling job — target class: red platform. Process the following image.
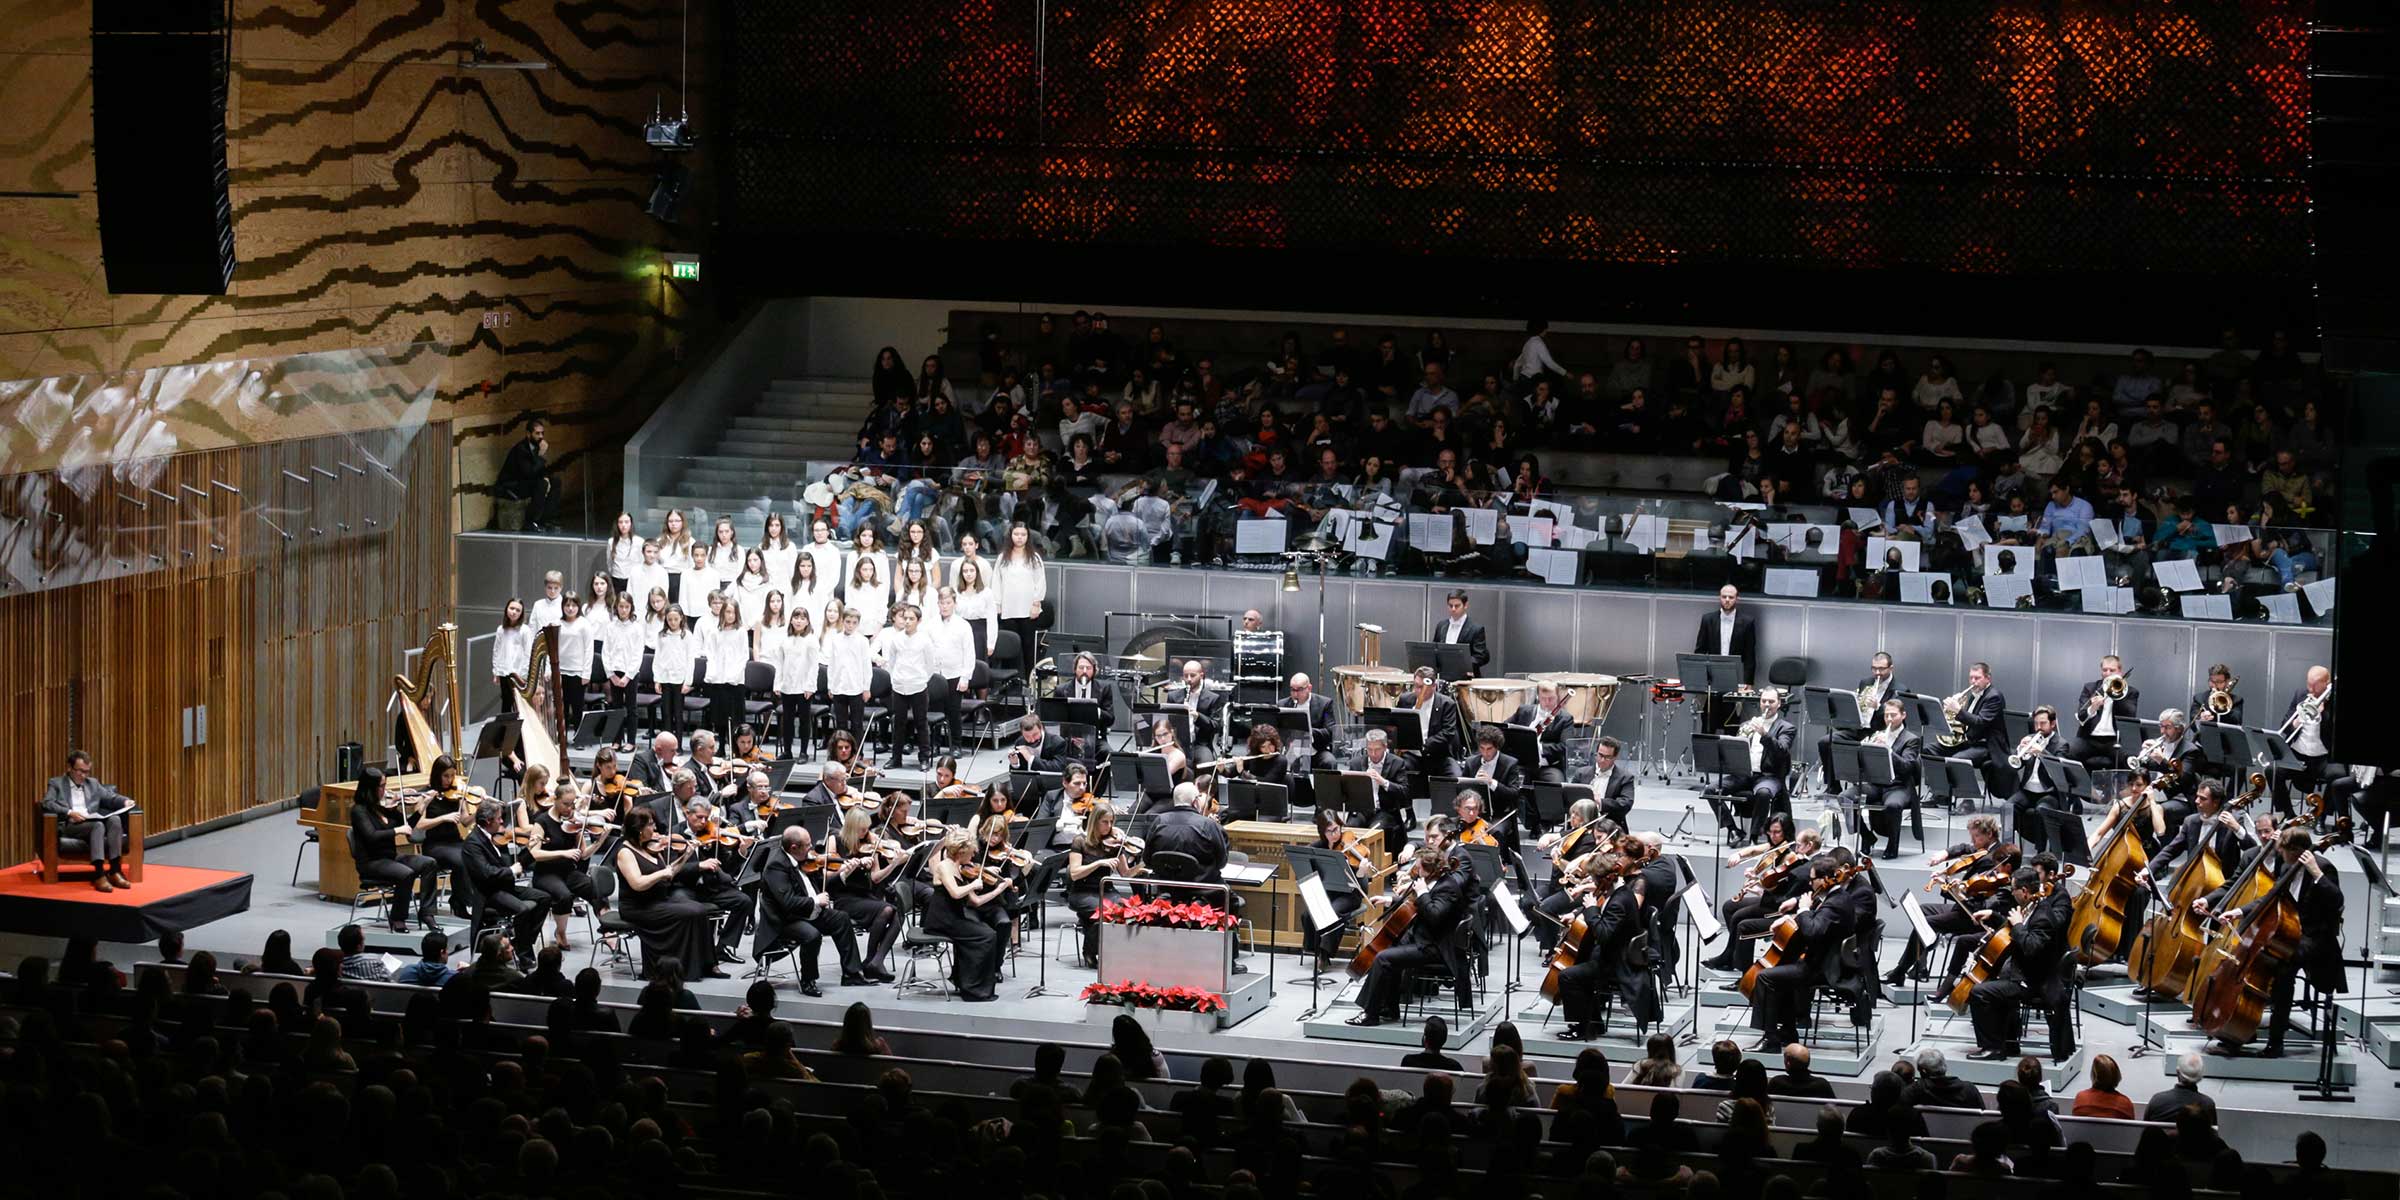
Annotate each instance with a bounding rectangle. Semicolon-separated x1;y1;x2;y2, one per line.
0;862;252;943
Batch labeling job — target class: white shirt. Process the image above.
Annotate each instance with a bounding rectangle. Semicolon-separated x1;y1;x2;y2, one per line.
554;614;593;676
650;630;694;686
952;587;998;652
878;624;935;694
2293;693;2329;757
762;627;821;696
949;555;990;591
1443;615;1467;644
846;550;891;599
608;538;646;582
702;543;745;588
847;581;889;634
703;625;751;685
898;549;943;589
1717;612;1735;655
823;630;874;695
1591;765;1613;796
1516;333;1566;380
658;538;695;575
2093;687;2117;738
630;563;670;612
529;594;564;630
1473;751;1500;779
493;623;535;679
600;615;647;677
68;781;89;817
732;577;773;628
760;542;800;586
802;542;844;587
789;577;839;626
994;555;1047;620
926;614;978;685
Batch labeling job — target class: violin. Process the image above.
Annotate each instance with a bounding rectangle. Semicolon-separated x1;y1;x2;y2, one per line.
932;782;982;800
1457;817;1495;847
693;819;753;851
1333;828;1377;874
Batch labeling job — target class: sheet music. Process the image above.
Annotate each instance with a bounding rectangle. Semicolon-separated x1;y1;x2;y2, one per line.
1233;518;1288;555
1527;546;1580;586
1556;524;1598;550
1994;514;2029;533
1532;498;1575;525
2054;555;2108;592
1518;517;1555;546
1866;537;1921;572
1624;514;1669;554
2303;576;2336;614
1490;881;1531;935
2258;592;2302;624
1683;884;1723;943
1900;571;1950;604
1727;525;1761;563
1407;513;1454;553
1296;871;1338;928
1847;507;1882;532
1348;515;1396;560
1900;893;1938;947
1765;522;1805;553
1981;545;2034;578
1462;507;1499;545
1953;515;1992;550
2153;558;2204;592
1985;574;2035;609
1764;567;1820;598
2089;518;2121;551
2179;593;2234;621
2212;522;2254;547
2081;585;2136;614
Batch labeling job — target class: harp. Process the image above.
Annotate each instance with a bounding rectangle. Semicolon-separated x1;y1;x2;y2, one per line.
512;624;570;789
390;622;465;776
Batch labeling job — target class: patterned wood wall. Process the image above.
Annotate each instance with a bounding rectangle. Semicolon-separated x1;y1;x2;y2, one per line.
0;0;710;527
0;427;453;861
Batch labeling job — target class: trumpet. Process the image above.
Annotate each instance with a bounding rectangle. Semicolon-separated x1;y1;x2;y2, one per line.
2007;731;2051;769
2205;675;2239;717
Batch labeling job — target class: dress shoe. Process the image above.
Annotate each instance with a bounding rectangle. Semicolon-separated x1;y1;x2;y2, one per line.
2259;1043;2286;1059
885;757;906;771
840;973;870;987
1345;1013;1386;1028
703;967;732;980
719;948;746;965
107;871;131;889
1749;1037;1784;1053
388;916;411;934
1880;846;1901;860
1557;1025;1593;1042
1965;1047;2007;1061
799;982;824;997
92;875;113;893
865;966;895;983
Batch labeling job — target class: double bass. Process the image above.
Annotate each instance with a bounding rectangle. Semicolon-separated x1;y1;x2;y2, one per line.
1738;861;1863;1000
1347;851;1459;978
2186;813;2350;1044
1945;865;2075;1012
2126;772;2266;994
2064;777;2164;965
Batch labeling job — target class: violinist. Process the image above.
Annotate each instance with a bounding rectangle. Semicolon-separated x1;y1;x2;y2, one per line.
348;766;437;933
927;755;980;801
587;746;647;825
528;778;613;951
974;814;1034;946
975;779;1030;826
1705;822;1820;973
1885;815;2016;987
825;809;903;981
1301;809;1370;971
728;722;775;776
629;731;682;794
676;787;754;966
1964;867;2076;1061
1037;762;1101;851
1452;790;1529;895
1345;846;1472;1028
731;770;780;834
878;790;937;844
824;728;880;788
1554;849;1664;1041
1066;806;1142;967
927;828;1011;1002
1749;851;1874;1053
2195;823;2343;1059
411;754;480;920
611;807;724;980
1526;801;1614;953
797;761;858;830
754;826;864;994
462;799;548;971
685;730;736;799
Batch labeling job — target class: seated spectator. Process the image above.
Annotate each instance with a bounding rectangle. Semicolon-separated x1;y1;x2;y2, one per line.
2072;1052;2137;1119
1714;1058;1774;1125
1949;1119;2017;1175
1627;1032;1682;1086
303;1013;356;1072
721;980;781;1048
335;923;389;981
1110;1012;1168;1079
1794;1104;1861;1171
1902;1047;1984;1110
183;950;226;996
1691;1038;1742;1089
1848;1069;1903;1136
834;1000;891;1057
1401;1015;1463;1071
390;930;455;986
1628;1090;1699;1156
1767;1042;1835;1098
740;1023;817;1082
2143;1051;2218;1124
2292;1131;2344;1199
156;929;185;965
1168;1056;1236;1145
494;415;560;531
1997;1078;2062;1156
547;967;619;1034
1012;1042;1083;1105
521;944;571;998
1866;1104;1936;1171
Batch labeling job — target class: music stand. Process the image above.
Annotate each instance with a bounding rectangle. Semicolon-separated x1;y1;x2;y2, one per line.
1405;640;1473;682
1529;783;1567;829
2197;722;2245;771
1286;846;1357;999
1015;816;1057;852
1359;707;1421;753
1132;754;1175;798
572;709;624;750
1691;735;1754;841
1457;843;1503;893
925;797;981;829
1803;686;1867;736
1502;724;1543;774
2037;758;2097;864
1248;781;1290;820
1825;742;1868;844
1923;757;1982;847
1427;776;1466;820
1038;695;1105;731
1315;768;1380;826
1903;693;1947;737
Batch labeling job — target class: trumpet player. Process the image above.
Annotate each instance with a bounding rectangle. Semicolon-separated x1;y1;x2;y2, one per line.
2005;708;2071;857
1945;663;2010;795
2190;663;2244;727
2069;655;2141;775
1731;689;1798;839
2275;666;2336;819
1817;652;1901;801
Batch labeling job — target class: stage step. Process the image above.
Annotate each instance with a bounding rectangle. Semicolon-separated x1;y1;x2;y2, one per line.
1301;992;1505;1048
331;915;476;957
1705;1017;1889;1077
2127;1014;2360;1085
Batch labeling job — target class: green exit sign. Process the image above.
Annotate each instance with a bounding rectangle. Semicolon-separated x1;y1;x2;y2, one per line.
667;257;701;280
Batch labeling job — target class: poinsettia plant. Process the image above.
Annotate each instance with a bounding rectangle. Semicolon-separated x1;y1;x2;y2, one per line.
1093;896;1240;931
1081;980;1228;1013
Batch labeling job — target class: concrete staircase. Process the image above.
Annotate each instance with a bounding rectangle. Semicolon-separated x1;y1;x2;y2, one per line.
642;376;874;540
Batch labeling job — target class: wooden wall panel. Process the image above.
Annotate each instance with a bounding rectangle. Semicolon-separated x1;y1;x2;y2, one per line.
0;425;451;862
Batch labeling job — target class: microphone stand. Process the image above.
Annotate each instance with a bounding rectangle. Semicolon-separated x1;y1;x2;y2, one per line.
2126;871;2172;1059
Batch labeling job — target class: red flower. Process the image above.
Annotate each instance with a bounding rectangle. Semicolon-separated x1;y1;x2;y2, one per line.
1081;978;1226;1013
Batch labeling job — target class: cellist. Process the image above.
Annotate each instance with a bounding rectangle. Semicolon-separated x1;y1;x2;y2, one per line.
2196;824;2343;1059
1884;815;2016;987
1963;867;2076;1061
1553;850;1663;1041
1748;849;1874;1053
1345;842;1472;1028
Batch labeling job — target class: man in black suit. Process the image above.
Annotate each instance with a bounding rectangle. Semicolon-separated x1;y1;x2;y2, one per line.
1351;729;1414;849
1946;662;2009;795
2128;781;2252;1000
1861;698;1923;859
1748;854;1859;1051
1554;852;1661;1040
1693;584;1758;727
1886;815;2016;986
1050;652;1117;733
675;789;753;965
629;731;683;793
2273;666;2336;819
1509;680;1580;785
1816;651;1901;802
1453;724;1527;827
795;761;854;821
2202;824;2343;1058
1161;658;1228;751
1396;666;1465;771
461;800;547;970
495;415;559;531
1283;672;1341;805
1966;867;2077;1060
753;826;863;995
2190;662;2245;730
1581;736;1637;829
1730;688;1797;838
1347;847;1474;1026
2069;654;2141;775
1433;589;1490;678
1005;713;1074;774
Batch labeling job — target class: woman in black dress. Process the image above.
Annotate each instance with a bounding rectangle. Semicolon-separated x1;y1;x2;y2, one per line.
828;809;902;981
410;755;479;920
1065;805;1139;967
611;808;720;981
974;814;1032;947
927;829;1012;1001
528;778;611;952
1302;807;1368;968
348;767;437;932
1236;724;1289;788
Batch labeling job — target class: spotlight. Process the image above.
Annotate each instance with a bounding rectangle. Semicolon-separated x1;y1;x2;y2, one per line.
644;97;697;151
1281;563;1300;593
646;163;689;221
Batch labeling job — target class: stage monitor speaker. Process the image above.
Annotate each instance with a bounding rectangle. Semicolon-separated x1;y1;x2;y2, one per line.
336;741;365;783
91;1;236;295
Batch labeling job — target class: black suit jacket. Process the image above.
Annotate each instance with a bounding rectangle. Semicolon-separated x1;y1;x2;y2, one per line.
499;436;548;486
1747;715;1797;779
1435;616;1491;676
1290;692;1339;748
1147;806;1229;881
1508;702;1578;768
2155;812;2249;880
1395;689;1464;754
630;752;682;794
1007;732;1074;774
1693;609;1759;680
2000;890;2075;1003
1348;749;1412;817
1161;683;1227;746
2291;857;2346;991
1454;750;1526;814
2074;680;2142;740
2191;692;2245;728
1050;677;1117;730
461;830;520;898
2281;688;2336;755
759;851;821;925
1957;688;2006;756
1864;729;1922;787
1584;764;1638;819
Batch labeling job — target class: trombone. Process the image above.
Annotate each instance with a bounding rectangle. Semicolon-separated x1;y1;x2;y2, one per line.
2205;674;2240;718
2099;675;2129;701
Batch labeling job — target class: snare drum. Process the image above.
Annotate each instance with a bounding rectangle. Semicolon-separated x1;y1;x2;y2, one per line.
1461;678;1536;725
1527;671;1620;726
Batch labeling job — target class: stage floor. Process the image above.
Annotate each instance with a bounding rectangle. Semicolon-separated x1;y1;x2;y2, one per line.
9;767;2400;1172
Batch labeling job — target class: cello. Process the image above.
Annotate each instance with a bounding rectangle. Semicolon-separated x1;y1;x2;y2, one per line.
2126;772;2266;994
2064;775;2165;965
1346;851;1458;978
1539;853;1632;1001
1738;861;1862;1000
1946;865;2075;1012
2187;814;2349;1044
